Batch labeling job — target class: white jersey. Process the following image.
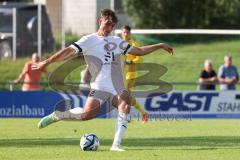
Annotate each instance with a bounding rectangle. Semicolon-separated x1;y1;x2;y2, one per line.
70;33;132;95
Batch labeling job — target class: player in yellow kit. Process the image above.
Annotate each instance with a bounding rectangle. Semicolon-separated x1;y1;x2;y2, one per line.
121;25;149;123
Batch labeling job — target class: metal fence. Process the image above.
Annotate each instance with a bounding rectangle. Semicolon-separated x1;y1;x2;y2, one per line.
1;81;240;91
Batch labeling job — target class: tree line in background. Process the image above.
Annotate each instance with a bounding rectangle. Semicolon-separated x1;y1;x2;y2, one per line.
123;0;240;29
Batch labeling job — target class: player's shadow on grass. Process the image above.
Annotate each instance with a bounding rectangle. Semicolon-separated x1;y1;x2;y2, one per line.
0;136;240;149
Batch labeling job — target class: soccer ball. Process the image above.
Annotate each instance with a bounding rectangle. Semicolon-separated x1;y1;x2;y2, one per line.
80;133;100;151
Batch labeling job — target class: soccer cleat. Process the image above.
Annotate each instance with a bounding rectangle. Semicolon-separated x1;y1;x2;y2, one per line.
110;145;125;152
142;112;149;124
38;112;59;129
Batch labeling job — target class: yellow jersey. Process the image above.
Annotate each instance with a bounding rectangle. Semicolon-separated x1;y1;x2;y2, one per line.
126;38;142;63
123;38;142;90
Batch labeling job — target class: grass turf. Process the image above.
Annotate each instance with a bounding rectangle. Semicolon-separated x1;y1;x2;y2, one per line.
0;119;240;160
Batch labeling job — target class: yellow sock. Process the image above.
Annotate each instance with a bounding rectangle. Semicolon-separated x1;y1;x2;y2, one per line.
132;98;145;114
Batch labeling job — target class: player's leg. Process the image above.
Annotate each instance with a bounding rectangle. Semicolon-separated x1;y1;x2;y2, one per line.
125;64;136;91
38;97;101;129
131;98;149;123
126;70;149;123
55;97;100;120
110;90;131;151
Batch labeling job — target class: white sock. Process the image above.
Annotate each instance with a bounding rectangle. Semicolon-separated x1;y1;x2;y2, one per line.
69;107;83;114
112;112;129;146
55;107;83;120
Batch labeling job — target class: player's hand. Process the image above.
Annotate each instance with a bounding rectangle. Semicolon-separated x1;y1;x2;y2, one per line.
210;77;218;82
31;61;47;71
13;79;19;84
161;43;173;55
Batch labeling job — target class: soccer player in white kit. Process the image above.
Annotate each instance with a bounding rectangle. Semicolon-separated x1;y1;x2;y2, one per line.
32;9;173;151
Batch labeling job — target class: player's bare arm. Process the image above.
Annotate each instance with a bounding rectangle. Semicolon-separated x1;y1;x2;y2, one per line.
129;43;173;56
14;72;25;83
32;47;75;70
199;77;218;83
228;77;238;84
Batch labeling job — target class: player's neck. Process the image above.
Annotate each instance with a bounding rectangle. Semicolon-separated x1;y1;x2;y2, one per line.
97;30;109;37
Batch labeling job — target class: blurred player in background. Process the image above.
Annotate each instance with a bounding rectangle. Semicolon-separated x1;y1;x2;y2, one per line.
198;59;218;90
32;9;173;151
121;25;149;123
218;55;239;90
14;53;47;91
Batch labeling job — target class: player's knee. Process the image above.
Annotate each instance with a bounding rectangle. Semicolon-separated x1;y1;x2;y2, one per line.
125;105;131;113
119;90;132;105
118;103;131;113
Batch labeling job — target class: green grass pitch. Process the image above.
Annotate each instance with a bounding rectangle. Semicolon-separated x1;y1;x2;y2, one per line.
0;119;240;160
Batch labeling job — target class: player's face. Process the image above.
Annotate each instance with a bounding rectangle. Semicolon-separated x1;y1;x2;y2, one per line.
205;63;212;72
32;53;39;62
99;17;116;36
224;57;232;66
121;29;130;41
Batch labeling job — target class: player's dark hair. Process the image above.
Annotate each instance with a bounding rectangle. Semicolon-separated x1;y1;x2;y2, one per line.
122;25;131;32
100;9;118;23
